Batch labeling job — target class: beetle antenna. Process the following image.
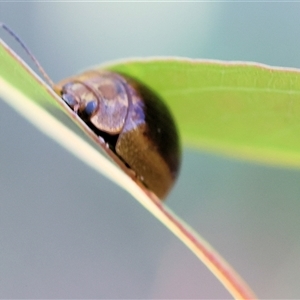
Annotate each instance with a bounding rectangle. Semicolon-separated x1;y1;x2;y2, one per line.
0;22;54;87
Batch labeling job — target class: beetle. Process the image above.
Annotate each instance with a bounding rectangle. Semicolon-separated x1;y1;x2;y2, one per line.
53;70;181;199
0;22;181;199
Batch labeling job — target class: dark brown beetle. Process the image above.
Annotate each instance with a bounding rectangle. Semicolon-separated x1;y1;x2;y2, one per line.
0;23;181;198
54;70;181;199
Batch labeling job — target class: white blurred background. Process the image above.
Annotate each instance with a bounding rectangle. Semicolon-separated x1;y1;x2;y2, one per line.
1;2;300;299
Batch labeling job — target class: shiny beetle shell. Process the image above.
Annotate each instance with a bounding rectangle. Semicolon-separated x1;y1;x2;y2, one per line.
54;70;181;199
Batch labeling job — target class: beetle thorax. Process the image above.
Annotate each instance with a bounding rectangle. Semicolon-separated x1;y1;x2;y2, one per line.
61;73;130;135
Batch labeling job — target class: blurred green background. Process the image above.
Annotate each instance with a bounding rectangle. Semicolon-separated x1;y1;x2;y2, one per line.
1;2;300;299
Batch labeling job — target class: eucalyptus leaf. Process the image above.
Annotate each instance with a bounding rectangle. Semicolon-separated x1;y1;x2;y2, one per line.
0;37;257;299
108;59;300;168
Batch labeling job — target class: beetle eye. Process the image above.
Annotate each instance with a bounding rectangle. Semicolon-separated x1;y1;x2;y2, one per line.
62;93;78;109
81;100;98;118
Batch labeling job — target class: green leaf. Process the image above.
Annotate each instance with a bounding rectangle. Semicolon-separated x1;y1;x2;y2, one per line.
107;59;300;168
0;39;257;299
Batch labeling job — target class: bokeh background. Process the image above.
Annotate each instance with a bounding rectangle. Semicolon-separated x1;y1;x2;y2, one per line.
1;2;300;299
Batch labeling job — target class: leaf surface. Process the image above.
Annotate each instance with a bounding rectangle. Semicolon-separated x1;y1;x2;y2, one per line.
108;59;300;167
0;39;272;299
